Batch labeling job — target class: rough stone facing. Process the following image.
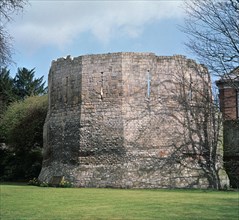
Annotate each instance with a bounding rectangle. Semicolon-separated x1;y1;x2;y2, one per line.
39;52;226;188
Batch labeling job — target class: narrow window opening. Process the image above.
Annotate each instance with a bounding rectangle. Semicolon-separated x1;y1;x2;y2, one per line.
65;76;68;103
237;90;239;119
100;72;104;100
188;74;193;101
147;70;151;99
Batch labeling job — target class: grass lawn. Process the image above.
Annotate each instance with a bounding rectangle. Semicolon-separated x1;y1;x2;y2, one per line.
0;183;238;220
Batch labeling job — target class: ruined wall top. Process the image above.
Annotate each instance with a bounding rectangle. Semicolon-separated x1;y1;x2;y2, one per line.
51;52;194;67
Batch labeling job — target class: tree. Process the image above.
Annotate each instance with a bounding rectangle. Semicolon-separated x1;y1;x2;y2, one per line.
0;67;47;115
0;66;47;180
130;59;225;189
167;61;224;189
14;67;47;99
183;0;239;78
0;0;28;66
183;0;239;189
0;95;48;180
0;67;16;115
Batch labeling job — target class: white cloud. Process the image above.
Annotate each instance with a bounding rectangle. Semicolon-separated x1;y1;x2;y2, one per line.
9;0;184;52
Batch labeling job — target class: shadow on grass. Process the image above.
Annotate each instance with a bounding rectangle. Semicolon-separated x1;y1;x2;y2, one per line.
1;181;238;192
0;181;28;186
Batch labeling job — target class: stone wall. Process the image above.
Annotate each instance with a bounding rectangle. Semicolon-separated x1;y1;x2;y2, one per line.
39;52;227;188
223;120;239;188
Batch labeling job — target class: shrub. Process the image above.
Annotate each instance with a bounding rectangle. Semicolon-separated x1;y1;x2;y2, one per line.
28;177;73;188
28;178;41;186
0;95;48;180
59;178;73;188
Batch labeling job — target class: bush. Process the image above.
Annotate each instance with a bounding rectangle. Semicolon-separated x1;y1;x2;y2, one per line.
0;95;48;180
0;95;48;147
28;177;73;188
28;178;41;186
59;178;73;188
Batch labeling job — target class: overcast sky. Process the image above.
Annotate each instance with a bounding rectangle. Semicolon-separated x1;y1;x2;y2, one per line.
8;0;191;81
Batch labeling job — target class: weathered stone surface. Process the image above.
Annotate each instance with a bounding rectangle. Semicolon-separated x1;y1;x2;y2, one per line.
38;52;227;188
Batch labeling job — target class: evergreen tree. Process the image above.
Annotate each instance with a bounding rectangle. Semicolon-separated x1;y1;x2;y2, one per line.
14;67;47;99
0;67;16;115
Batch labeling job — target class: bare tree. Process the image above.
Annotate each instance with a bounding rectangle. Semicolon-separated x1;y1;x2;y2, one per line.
0;0;28;67
129;59;225;189
166;61;224;189
182;0;239;78
182;0;239;189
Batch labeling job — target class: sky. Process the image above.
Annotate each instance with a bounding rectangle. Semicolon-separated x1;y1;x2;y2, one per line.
8;0;191;82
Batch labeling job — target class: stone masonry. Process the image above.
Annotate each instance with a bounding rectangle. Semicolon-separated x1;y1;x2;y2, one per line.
38;52;227;188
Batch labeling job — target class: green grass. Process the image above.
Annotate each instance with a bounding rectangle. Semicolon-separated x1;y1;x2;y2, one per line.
0;183;238;220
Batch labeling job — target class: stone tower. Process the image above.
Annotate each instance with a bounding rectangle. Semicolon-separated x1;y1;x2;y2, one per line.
39;52;227;188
